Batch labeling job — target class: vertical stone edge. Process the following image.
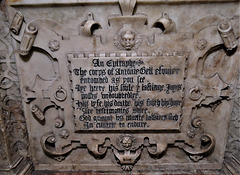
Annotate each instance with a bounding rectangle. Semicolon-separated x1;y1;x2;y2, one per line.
221;71;240;174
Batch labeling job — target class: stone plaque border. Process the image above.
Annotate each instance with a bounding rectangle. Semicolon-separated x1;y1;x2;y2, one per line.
67;51;188;133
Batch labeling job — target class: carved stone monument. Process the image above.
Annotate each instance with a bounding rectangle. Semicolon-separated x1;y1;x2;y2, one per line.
0;0;239;174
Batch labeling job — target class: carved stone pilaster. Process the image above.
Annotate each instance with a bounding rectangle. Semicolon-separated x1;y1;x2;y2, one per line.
221;74;240;174
0;1;33;174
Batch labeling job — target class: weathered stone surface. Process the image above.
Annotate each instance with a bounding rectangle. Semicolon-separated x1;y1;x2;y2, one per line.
6;0;240;6
0;1;33;174
0;0;239;174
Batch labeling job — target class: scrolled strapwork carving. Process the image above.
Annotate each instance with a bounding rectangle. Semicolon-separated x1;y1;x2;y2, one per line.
145;140;168;158
40;132;76;162
175;133;215;162
54;118;64;128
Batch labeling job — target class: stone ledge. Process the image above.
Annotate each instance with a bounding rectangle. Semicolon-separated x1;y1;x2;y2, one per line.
7;0;239;6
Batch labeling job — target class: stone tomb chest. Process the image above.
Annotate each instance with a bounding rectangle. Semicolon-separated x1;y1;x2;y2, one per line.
4;0;239;173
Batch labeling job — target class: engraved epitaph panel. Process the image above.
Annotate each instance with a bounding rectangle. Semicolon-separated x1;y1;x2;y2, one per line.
69;54;187;131
6;0;240;173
